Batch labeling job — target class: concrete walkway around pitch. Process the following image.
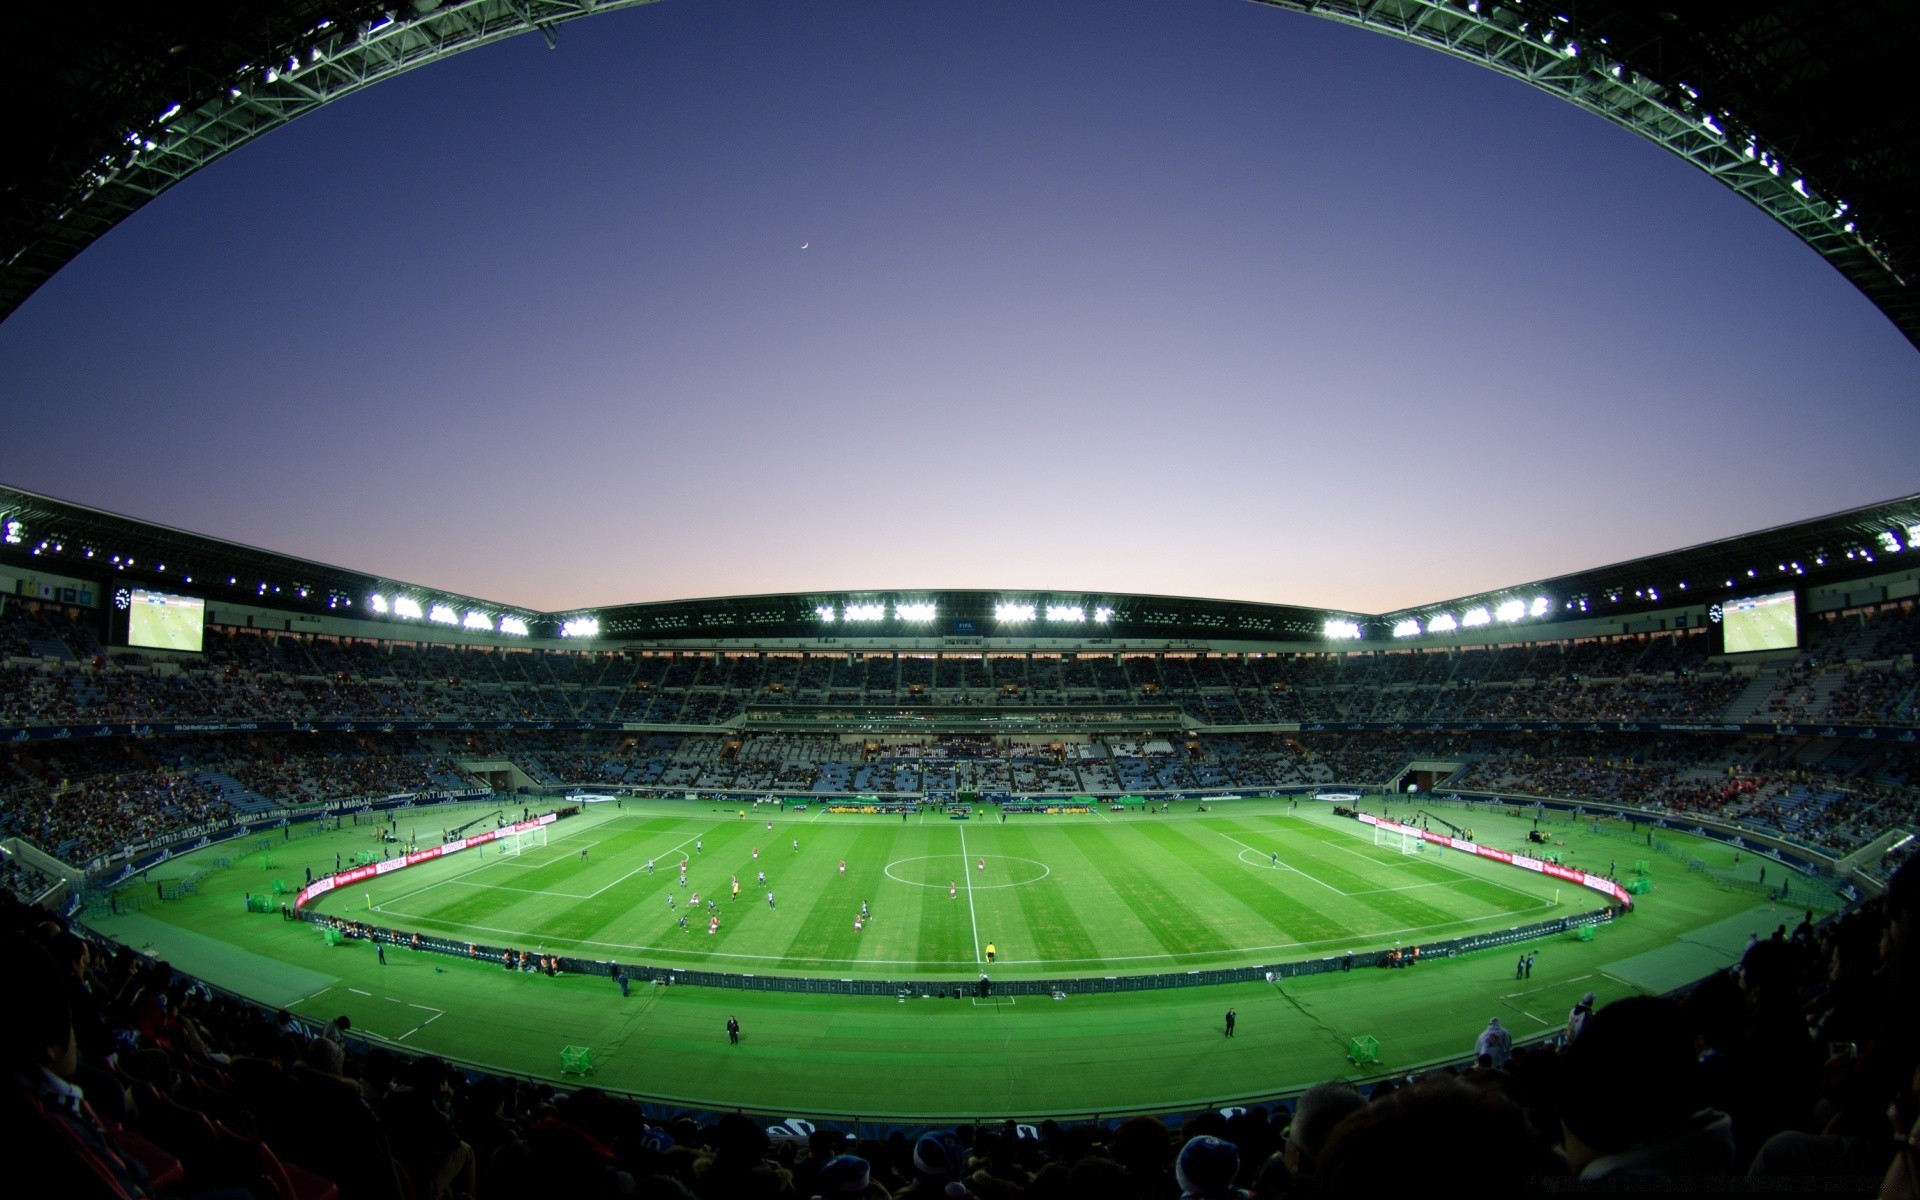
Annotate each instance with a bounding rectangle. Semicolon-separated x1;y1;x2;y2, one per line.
96;912;338;1008
1597;905;1779;994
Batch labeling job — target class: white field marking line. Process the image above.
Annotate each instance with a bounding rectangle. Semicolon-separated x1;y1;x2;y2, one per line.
408;1002;442;1011
364;814;605;908
970;996;1014;1007
959;826;982;964
1344;880;1455;896
421;1011;444;1026
584;831;703;900
382;896;1559;972
289;985;332;1007
1502;976;1590;1001
357;815;625;911
1213;831;1347;896
1317;834;1544;906
348;987;371;996
438;879;596;899
1515;1009;1553;1027
397;1027;419;1041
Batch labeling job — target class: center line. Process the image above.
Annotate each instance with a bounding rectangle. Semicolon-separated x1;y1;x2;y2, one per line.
959;826;982;965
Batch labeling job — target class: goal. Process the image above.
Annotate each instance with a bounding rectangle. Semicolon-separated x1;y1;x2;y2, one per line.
1373;825;1424;856
498;825;548;857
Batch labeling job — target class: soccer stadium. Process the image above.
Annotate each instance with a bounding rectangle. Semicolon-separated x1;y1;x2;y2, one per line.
4;3;1919;1199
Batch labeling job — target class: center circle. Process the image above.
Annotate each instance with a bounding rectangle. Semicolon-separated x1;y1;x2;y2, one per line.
883;855;1051;890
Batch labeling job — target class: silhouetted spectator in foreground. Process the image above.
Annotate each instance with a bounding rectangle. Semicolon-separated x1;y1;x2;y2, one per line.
1559;995;1733;1181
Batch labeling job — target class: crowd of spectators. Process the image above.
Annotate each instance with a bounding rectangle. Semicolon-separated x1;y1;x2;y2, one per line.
4;722;1918;868
6;601;1917;732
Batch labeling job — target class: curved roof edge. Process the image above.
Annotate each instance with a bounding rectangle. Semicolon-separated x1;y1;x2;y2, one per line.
1;0;1915;350
4;481;1916;648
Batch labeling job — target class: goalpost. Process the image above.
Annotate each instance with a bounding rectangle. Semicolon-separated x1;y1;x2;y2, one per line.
1373;825;1424;856
498;825;548;857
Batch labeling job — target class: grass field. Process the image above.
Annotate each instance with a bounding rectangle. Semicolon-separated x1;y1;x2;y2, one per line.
90;796;1842;1119
344;802;1569;976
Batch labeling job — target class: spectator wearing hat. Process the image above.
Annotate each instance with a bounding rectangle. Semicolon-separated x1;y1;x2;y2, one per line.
1175;1134;1247;1199
1475;1017;1512;1069
898;1130;969;1198
1565;992;1596;1042
812;1152;889;1199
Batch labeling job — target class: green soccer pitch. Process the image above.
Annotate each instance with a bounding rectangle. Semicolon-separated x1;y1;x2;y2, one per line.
90;797;1839;1119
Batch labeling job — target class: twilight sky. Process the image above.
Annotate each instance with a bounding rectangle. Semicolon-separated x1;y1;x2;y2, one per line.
2;0;1915;616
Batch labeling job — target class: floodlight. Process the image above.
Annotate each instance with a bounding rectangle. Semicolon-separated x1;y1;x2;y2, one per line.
1093;606;1114;624
561;617;599;639
368;594;388;614
393;597;423;620
995;602;1036;623
2;519;22;545
844;603;886;622
1427;613;1458;633
429;604;458;626
462;611;493;632
1495;599;1526;622
1392;619;1422;638
895;602;937;622
1880;530;1905;553
1047;605;1085;623
1323;619;1362;640
499;616;529;636
815;605;836;622
1461;607;1490;628
1530;596;1550;617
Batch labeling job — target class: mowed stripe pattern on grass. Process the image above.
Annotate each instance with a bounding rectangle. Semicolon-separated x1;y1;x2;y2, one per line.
349;809;1561;976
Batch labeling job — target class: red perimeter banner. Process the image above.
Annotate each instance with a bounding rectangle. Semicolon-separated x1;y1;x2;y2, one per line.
296;812;558;909
1356;812;1631;908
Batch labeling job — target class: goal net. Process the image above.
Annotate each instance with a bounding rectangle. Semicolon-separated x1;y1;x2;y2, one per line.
1373;824;1424;855
499;825;548;857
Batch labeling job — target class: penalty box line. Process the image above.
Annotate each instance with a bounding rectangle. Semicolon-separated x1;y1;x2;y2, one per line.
1213;832;1348;896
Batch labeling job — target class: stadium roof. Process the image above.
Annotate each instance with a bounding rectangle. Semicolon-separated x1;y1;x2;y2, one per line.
4;481;1916;645
3;1;1917;349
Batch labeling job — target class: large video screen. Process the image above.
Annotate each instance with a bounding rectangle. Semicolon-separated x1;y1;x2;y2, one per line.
128;588;206;652
1720;590;1798;654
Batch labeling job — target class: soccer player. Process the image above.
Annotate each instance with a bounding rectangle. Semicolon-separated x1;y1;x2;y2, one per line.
839;859;846;876
767;891;775;909
977;857;985;872
731;881;740;901
646;858;654;873
1270;851;1278;867
679;870;688;887
709;915;719;935
985;942;996;963
691;891;700;906
756;870;765;885
581;847;588;861
679;915;688;931
854;915;863;933
860;900;869;919
696;839;703;854
752;847;759;861
792;839;799;853
667;893;675;910
950;881;957;900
